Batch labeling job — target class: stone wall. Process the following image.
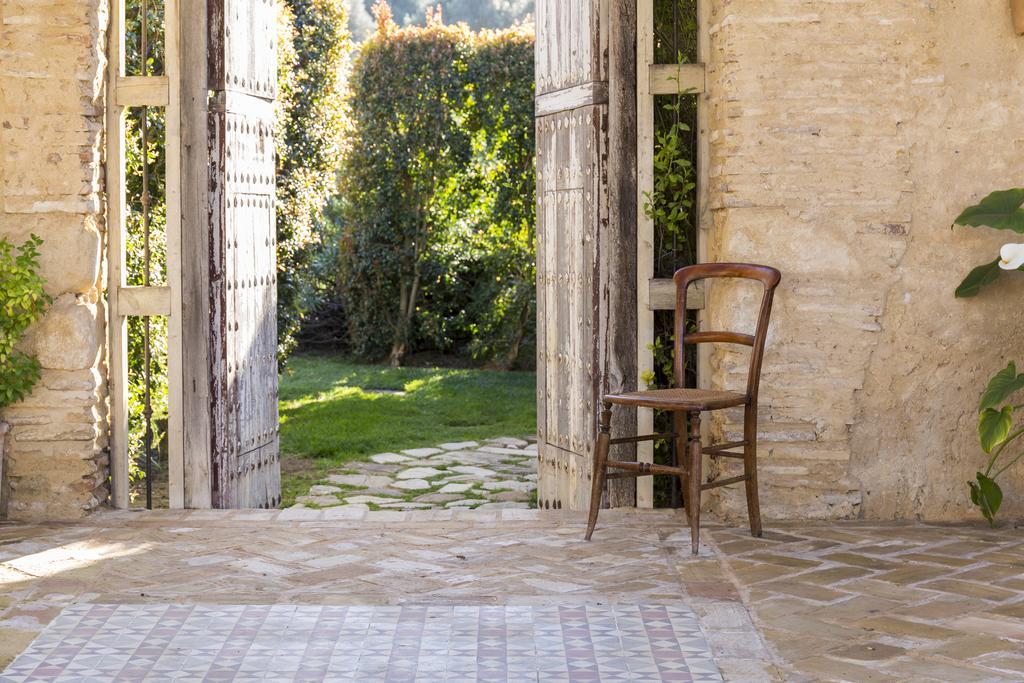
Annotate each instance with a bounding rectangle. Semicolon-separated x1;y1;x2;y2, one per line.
0;0;109;519
704;0;1024;521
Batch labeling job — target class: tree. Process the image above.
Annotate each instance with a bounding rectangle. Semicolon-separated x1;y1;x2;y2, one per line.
351;0;533;36
333;5;536;367
337;5;474;365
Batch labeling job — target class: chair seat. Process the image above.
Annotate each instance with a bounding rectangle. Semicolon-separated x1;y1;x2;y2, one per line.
604;388;748;411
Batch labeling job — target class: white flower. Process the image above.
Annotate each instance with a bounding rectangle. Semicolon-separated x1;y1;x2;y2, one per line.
999;243;1024;270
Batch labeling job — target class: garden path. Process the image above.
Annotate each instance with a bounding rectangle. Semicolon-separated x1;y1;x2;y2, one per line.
294;437;538;511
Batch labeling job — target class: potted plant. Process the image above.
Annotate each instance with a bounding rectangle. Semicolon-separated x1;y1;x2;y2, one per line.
0;234;51;516
954;188;1024;524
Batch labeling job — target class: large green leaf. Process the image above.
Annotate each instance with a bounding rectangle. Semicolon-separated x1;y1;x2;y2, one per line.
969;472;1003;526
955;259;1003;298
979;362;1024;412
979;406;1014;453
955;189;1024;233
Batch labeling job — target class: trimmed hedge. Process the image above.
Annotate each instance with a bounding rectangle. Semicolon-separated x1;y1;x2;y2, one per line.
333;7;535;367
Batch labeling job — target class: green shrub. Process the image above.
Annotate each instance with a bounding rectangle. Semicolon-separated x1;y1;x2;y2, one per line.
276;0;351;359
336;8;475;365
334;6;535;367
453;25;536;368
954;189;1024;298
0;235;51;409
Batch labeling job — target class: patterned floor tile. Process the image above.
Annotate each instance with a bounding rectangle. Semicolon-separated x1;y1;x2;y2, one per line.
1;603;721;682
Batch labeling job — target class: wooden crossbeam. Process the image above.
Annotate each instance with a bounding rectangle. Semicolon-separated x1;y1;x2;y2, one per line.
115;76;169;107
703;440;748;455
649;63;705;95
607;460;684;477
649;279;705;311
534;81;609;117
117;286;172;317
610;432;678;446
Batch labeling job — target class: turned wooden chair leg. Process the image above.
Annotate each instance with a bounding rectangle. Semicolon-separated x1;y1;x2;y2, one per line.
743;404;763;537
687;411;703;555
584;404;612;541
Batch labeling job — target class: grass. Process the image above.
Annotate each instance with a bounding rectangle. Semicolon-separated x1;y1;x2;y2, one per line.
278;353;537;505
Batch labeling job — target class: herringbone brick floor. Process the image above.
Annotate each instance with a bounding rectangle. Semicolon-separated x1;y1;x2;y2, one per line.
1;509;1022;681
703;522;1024;681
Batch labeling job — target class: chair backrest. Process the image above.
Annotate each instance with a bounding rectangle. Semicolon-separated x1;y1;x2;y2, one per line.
673;263;782;401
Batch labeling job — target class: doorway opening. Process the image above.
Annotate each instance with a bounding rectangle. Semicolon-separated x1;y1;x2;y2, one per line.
277;3;540;512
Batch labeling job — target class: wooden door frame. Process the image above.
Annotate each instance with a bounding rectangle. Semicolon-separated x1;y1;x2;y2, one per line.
106;0;186;509
635;0;710;508
178;0;215;508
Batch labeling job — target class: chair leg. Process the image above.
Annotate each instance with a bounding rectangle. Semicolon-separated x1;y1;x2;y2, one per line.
584;404;612;541
743;405;763;538
687;411;702;555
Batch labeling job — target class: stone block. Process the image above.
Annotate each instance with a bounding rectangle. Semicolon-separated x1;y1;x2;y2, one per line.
0;214;102;295
23;294;101;370
9;419;99;442
3;441;103;520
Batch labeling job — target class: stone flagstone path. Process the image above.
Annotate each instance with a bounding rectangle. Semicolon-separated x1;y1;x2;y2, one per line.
294;437;538;511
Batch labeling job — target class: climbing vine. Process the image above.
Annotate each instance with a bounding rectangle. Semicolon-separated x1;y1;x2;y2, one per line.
0;235;50;409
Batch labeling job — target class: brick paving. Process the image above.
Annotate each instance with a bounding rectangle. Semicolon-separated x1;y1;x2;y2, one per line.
0;510;1022;681
295;437;537;511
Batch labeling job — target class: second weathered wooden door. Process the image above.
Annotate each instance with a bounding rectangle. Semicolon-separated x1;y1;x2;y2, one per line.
535;0;637;511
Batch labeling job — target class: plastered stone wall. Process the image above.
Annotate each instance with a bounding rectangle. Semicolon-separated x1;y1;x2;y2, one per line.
704;0;1024;521
0;0;109;519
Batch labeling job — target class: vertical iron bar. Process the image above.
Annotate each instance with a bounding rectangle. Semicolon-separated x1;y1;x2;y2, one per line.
140;0;153;510
672;0;679;60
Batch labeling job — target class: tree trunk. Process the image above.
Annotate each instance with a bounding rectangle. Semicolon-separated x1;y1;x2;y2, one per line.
503;296;532;370
389;254;421;367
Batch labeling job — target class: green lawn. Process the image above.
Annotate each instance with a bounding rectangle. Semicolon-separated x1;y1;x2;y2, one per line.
278;354;537;505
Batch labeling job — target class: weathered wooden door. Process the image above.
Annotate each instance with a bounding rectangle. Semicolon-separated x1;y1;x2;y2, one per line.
535;0;637;511
180;0;280;508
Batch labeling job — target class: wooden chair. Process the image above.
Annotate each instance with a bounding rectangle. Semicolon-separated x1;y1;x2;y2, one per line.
584;263;782;555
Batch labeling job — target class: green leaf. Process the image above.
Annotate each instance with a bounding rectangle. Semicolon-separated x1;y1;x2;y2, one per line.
955;189;1024;232
980;362;1024;412
969;472;1003;526
955;259;1002;298
979;406;1014;453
